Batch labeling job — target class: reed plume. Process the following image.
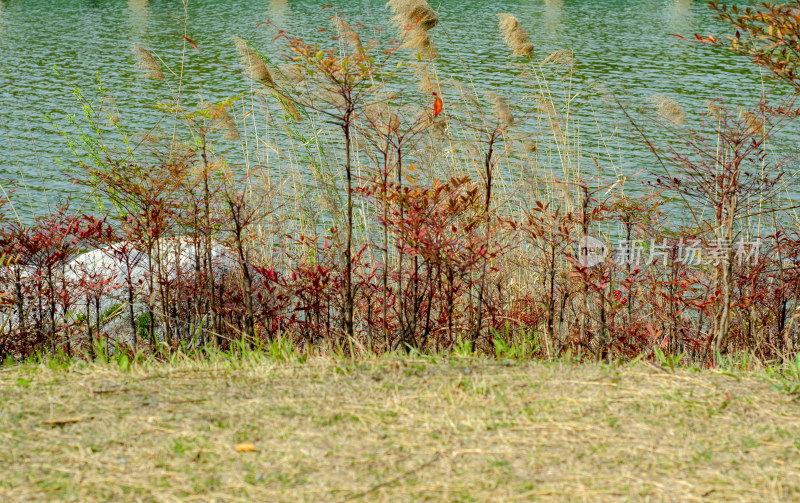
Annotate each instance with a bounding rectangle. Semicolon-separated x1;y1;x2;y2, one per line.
542;49;574;79
586;82;615;106
706;99;722;120
485;91;514;126
366;104;401;137
129;131;163;146
260;89;302;121
541;49;573;67
202;102;240;141
234;38;301;121
414;108;445;139
523;141;538;154
415;64;436;94
132;44;165;80
738;106;764;135
316;86;347;108
364;86;401;117
537;97;565;141
387;0;438;56
333;15;364;55
497;14;534;57
101;95;121;125
649;94;685;125
448;78;482;122
278;64;306;84
232;36;275;87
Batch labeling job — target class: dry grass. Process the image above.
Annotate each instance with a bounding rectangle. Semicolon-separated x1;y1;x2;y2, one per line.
1;358;799;502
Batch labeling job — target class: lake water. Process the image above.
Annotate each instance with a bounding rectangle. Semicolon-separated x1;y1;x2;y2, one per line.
0;0;786;218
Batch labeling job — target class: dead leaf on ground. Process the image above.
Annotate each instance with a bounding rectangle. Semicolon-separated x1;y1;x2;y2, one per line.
234;442;256;452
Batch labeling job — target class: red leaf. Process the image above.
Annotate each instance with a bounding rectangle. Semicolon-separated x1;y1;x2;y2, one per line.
433;93;443;117
183;36;200;52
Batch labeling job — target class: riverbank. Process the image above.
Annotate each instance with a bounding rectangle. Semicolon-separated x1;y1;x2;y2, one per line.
1;357;799;501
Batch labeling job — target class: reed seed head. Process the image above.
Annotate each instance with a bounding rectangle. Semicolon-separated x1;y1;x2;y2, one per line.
497;14;534;57
586;82;615;105
202;102;240;142
366;104;401;136
130;130;163;146
333;16;364;55
737;106;764;136
706;100;722;120
541;49;574;78
415;64;437;94
485;91;514;126
649;94;685;125
277;64;306;85
272;90;302;121
387;0;438;56
132;44;165;80
101;95;121;125
523;141;538;154
254;88;301;122
232;36;275;88
316;86;347;109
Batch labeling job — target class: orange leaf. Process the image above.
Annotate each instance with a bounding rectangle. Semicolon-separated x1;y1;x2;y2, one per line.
235;443;255;452
433;93;443;117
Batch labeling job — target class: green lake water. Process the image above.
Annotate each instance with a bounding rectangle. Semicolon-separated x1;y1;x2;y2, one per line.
0;0;788;217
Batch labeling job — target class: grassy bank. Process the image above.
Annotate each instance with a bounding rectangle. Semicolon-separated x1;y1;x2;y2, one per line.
1;357;799;501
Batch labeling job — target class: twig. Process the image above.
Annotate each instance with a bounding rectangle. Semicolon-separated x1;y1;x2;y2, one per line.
341;451;444;501
40;415;94;426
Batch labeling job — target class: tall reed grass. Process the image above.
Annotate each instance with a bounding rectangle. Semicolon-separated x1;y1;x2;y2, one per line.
0;2;798;368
